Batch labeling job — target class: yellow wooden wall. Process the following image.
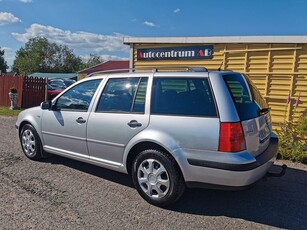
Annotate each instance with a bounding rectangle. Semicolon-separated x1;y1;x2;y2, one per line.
78;73;88;80
132;43;307;129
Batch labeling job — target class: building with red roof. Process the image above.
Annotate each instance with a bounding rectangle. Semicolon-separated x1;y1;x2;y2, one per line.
78;60;129;80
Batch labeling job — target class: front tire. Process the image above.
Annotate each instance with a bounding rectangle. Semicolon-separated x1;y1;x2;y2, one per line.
20;124;43;160
132;149;185;206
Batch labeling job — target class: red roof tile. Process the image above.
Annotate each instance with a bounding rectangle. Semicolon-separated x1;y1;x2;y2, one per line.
78;60;129;74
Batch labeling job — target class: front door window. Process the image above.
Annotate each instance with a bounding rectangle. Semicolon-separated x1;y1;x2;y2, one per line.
56;79;102;111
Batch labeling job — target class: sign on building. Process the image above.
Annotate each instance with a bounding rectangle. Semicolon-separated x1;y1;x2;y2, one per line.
137;45;214;61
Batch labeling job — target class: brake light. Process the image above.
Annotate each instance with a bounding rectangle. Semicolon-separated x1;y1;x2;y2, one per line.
219;122;246;152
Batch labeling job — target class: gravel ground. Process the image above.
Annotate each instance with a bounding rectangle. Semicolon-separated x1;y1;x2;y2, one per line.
1;115;307;229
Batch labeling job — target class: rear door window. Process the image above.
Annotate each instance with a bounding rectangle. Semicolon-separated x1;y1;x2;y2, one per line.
223;74;268;121
151;77;217;117
96;77;148;113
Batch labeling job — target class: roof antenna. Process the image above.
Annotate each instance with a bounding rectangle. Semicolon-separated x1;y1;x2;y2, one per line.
218;61;223;71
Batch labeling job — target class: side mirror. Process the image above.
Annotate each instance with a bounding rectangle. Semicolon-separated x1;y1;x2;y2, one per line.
40;101;52;110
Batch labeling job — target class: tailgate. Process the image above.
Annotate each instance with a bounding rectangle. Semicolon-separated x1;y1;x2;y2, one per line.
242;113;272;157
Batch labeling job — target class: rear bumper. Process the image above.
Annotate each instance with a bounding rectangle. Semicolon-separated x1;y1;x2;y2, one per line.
187;135;278;172
179;135;278;188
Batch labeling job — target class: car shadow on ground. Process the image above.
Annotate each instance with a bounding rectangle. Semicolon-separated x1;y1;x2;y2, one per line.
169;164;307;229
42;155;134;188
43;157;307;229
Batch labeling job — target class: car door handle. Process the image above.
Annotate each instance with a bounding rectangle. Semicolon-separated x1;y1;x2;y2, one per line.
76;117;86;124
128;120;142;128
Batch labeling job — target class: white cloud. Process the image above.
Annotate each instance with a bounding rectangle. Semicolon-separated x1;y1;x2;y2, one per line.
19;0;33;3
0;12;21;25
12;23;129;53
1;46;15;69
1;47;12;51
143;21;156;27
174;8;181;13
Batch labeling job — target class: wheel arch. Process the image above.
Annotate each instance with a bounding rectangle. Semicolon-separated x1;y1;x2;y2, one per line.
18;119;43;145
125;141;184;182
19;120;31;135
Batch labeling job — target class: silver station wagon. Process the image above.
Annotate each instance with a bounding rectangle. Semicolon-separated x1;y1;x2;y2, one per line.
16;67;285;206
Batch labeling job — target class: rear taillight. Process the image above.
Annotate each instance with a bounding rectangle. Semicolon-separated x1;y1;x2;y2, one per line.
218;122;246;152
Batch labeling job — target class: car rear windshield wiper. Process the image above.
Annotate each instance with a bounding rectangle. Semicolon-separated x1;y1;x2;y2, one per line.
259;108;270;115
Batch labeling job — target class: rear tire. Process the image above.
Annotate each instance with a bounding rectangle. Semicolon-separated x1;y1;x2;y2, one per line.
132;149;185;206
20;124;44;160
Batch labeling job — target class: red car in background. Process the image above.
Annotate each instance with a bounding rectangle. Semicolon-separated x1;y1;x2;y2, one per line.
47;78;76;100
47;84;63;100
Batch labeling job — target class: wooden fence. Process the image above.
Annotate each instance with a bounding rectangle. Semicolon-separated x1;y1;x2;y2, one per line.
22;76;47;108
0;75;47;108
0;75;24;108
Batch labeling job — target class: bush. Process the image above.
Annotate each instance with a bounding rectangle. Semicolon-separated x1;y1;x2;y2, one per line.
9;87;17;93
277;113;307;163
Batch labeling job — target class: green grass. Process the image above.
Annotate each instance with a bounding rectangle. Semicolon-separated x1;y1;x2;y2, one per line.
0;106;23;116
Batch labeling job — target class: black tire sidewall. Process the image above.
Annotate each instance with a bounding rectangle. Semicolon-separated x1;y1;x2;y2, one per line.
132;149;185;206
20;124;42;160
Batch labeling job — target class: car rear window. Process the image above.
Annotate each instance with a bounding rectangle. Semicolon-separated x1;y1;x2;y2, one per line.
151;77;217;117
223;74;268;121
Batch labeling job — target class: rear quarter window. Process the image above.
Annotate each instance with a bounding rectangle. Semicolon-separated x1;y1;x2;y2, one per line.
223;74;268;121
151;77;217;117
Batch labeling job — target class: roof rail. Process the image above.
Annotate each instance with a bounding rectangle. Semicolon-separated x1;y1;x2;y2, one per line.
151;66;208;72
85;66;208;78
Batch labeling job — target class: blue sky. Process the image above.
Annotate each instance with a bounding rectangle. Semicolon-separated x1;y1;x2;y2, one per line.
1;0;307;69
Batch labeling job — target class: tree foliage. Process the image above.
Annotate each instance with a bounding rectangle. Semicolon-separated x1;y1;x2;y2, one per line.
0;47;8;74
13;37;82;75
79;54;103;71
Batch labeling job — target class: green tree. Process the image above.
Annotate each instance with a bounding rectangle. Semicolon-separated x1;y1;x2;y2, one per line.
0;47;8;74
78;54;103;71
13;37;82;75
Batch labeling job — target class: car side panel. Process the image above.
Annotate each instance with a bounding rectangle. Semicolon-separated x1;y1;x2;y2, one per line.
209;72;240;122
148;115;220;151
41;110;90;156
87;113;150;164
16;106;44;142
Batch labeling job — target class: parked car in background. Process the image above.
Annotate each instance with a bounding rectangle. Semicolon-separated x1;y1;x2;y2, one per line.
47;84;63;100
16;67;286;207
62;78;76;87
48;79;66;89
48;78;76;90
